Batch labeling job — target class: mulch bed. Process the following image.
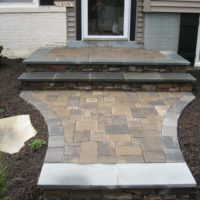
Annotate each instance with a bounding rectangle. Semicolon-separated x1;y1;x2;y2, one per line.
177;70;200;199
0;57;200;200
0;57;48;200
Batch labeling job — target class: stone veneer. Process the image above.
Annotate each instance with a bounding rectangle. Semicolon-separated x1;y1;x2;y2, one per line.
26;65;192;73
20;81;193;92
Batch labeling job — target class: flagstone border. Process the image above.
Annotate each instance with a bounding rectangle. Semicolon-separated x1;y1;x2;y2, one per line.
162;93;195;163
20;91;65;163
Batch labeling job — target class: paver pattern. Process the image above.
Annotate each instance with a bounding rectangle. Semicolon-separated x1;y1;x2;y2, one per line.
32;91;184;164
48;48;165;59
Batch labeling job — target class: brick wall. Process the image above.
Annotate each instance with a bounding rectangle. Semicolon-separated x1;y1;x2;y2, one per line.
144;13;180;52
0;6;67;58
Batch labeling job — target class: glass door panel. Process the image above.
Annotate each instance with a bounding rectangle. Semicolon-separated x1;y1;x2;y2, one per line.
88;0;124;36
82;0;131;40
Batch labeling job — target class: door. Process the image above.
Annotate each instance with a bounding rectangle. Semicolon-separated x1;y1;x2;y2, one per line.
195;15;200;67
81;0;131;40
178;13;199;65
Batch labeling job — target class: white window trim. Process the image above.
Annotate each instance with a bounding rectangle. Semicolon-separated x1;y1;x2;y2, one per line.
195;15;200;67
0;0;39;8
81;0;131;41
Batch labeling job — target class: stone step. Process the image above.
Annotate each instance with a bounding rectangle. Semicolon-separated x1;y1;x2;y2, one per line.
38;163;196;190
24;48;192;73
18;72;196;91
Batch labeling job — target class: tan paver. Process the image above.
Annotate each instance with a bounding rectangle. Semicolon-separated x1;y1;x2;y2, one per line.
76;120;98;131
86;98;98;103
98;156;126;163
106;134;130;142
33;91;184;164
91;131;106;141
116;146;142;156
80;142;97;163
143;151;166;163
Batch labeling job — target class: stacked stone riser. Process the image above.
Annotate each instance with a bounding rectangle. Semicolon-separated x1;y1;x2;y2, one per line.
21;81;193;92
44;188;197;200
26;65;192;73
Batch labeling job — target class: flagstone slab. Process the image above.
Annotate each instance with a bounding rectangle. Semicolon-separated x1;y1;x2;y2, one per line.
38;163;196;189
0;115;36;154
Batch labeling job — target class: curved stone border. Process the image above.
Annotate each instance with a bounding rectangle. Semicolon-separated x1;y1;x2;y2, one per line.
20;91;65;163
162;93;195;163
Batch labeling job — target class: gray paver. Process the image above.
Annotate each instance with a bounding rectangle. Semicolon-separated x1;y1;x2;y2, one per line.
65;144;80;156
165;151;185;163
45;148;65;163
105;124;129;134
97;142;116;156
163;136;180;149
125;155;144;163
48;136;65;148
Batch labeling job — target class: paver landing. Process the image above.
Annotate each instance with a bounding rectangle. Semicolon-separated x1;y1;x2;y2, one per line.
31;91;184;164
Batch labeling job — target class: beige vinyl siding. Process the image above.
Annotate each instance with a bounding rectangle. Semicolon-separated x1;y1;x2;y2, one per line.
67;6;76;40
143;0;200;13
136;0;144;42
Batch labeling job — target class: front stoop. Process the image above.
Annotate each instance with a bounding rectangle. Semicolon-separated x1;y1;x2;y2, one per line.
18;47;196;91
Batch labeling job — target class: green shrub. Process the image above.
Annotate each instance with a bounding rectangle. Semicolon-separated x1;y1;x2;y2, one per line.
0;108;5;114
29;139;46;151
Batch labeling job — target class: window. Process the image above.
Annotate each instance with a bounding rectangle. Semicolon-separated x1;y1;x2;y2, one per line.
0;0;39;7
82;0;131;40
195;15;200;67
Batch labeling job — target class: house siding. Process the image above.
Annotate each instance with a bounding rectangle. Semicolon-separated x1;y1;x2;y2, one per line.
67;5;76;40
136;0;144;43
143;0;200;13
0;7;66;58
144;13;180;52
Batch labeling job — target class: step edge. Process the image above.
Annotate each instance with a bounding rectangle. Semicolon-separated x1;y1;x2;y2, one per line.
37;163;197;190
